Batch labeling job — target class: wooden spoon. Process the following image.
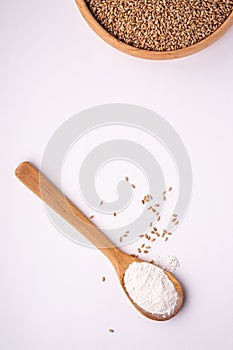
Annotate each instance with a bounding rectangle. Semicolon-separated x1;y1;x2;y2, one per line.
15;161;183;321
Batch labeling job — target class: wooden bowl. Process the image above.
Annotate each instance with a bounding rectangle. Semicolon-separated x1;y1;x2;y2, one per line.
75;0;233;60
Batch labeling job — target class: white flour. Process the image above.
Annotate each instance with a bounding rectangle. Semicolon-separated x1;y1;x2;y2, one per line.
153;255;180;274
124;262;178;316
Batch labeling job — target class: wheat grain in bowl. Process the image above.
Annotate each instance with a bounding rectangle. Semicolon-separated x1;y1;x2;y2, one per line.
84;0;233;52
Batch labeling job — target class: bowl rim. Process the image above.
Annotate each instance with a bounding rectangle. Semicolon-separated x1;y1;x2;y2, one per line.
75;0;233;60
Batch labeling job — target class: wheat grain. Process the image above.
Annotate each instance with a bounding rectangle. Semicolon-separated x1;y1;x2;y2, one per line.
85;0;233;51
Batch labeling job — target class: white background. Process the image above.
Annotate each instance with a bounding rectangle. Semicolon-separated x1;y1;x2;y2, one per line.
1;1;233;349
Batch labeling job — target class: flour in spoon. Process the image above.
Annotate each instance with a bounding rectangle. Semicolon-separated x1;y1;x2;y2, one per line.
124;262;178;316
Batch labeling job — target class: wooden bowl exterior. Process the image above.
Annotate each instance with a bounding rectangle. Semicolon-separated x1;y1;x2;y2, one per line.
75;0;233;60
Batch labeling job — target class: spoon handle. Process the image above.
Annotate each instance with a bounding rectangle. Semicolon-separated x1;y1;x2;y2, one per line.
15;162;124;265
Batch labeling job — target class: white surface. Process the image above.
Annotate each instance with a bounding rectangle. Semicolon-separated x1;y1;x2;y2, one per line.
1;1;233;349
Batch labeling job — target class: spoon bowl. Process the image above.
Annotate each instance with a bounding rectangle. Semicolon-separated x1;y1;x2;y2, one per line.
15;161;183;321
114;252;183;321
